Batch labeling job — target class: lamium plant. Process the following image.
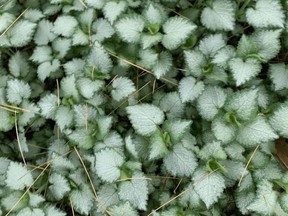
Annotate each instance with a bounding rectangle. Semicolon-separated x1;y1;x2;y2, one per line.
1;0;288;215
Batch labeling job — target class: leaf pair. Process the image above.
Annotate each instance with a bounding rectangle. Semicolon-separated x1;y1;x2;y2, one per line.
116;12;196;50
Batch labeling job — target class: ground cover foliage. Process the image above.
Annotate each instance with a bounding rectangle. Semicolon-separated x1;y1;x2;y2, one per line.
1;0;288;215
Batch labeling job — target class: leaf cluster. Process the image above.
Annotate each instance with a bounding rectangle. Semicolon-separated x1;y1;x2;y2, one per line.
1;0;288;215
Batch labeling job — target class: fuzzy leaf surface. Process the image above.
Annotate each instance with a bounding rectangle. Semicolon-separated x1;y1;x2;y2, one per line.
109;202;138;216
48;173;70;200
118;172;148;210
70;185;94;215
225;89;258;121
193;168;226;208
178;76;205;103
115;15;145;43
159;92;184;119
199;34;226;57
229;58;262;86
1;20;36;47
52;15;78;37
164;144;198;177
112;77;136;101
5;162;33;190
269;63;288;91
270;104;288;138
237;117;278;147
103;1;127;24
7;79;31;105
197;86;226;121
126;104;164;136
95;149;125;182
247;180;278;215
201;0;235;31
246;0;284;28
162;16;196;50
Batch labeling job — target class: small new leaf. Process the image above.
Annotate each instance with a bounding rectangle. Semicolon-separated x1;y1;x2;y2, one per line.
18;101;40;126
52;38;71;59
64;58;85;76
73;105;97;128
137;49;158;69
97;117;114;140
72;29;88;46
141;33;163;49
237;35;257;59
